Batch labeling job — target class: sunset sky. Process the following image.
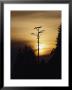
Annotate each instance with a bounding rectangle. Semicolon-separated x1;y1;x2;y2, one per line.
11;11;61;56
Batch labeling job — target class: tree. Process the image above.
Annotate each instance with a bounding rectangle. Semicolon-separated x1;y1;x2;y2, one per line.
47;25;61;79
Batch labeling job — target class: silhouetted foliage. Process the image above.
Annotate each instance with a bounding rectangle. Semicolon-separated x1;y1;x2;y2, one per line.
11;41;37;78
48;25;61;57
46;25;61;78
56;25;61;50
11;25;61;79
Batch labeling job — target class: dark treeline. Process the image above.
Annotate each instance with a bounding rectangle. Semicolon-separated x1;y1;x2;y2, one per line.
11;25;61;79
46;25;61;78
11;41;37;74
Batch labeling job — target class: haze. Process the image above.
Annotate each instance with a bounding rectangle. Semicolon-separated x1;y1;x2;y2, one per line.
11;11;61;56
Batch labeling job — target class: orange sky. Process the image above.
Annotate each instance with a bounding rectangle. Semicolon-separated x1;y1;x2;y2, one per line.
11;11;61;56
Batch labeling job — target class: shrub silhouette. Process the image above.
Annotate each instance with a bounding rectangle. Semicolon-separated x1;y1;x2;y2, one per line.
11;41;37;78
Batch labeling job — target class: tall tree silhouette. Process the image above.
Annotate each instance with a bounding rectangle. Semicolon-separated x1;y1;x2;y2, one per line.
56;25;61;51
31;26;45;63
47;25;61;79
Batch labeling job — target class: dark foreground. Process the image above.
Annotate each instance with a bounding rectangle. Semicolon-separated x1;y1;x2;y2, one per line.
11;41;61;79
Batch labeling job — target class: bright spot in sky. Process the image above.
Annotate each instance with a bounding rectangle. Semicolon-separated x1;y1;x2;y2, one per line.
35;44;49;56
36;44;45;50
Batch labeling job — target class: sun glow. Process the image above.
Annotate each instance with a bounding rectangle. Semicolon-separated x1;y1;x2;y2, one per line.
11;11;61;57
35;44;49;56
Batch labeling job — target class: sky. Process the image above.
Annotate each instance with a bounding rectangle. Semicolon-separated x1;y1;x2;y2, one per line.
11;11;61;56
